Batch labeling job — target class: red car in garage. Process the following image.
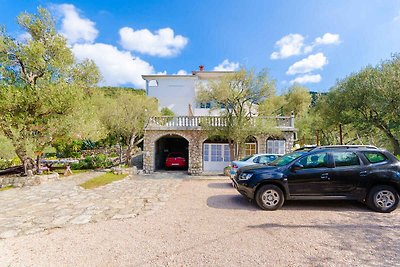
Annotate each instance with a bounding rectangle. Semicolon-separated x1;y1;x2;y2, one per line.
165;152;187;169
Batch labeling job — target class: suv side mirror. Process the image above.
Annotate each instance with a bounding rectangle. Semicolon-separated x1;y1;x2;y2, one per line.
291;162;304;172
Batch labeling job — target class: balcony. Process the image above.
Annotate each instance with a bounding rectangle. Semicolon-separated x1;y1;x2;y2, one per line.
146;116;295;131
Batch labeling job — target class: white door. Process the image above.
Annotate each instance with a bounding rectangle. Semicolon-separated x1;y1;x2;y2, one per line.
203;143;231;172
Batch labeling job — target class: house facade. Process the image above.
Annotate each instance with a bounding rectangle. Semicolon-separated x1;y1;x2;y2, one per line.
142;68;297;175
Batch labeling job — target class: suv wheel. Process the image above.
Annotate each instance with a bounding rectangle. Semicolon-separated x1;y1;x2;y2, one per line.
255;184;284;211
367;185;399;213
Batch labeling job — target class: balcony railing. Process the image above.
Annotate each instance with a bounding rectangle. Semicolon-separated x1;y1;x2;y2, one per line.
146;116;295;130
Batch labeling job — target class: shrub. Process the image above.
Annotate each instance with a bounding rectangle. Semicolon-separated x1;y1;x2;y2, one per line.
71;154;112;170
109;152;118;157
0;157;21;170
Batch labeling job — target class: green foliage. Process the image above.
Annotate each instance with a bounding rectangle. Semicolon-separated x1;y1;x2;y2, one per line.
80;172;127;189
197;69;277;159
70;154;112;170
0;157;21;170
0;7;101;172
0;135;17;159
319;55;400;154
161;107;175;116
0;185;14;191
96;89;158;164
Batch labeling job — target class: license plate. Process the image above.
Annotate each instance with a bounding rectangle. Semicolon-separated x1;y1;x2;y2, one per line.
171;163;179;166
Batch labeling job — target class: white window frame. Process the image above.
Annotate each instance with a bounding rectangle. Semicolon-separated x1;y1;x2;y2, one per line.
267;140;286;154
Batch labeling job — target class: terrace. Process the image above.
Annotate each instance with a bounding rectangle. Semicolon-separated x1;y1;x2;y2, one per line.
145;115;295;131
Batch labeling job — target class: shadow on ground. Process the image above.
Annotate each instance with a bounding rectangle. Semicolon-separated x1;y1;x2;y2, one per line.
207;182;233;189
207;194;259;210
207;193;373;212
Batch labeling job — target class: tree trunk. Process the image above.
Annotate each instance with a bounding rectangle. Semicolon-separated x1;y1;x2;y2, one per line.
15;144;35;176
376;124;400;155
125;134;144;166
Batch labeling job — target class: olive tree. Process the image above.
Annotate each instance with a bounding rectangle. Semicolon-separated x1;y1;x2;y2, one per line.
197;69;277;160
0;8;100;174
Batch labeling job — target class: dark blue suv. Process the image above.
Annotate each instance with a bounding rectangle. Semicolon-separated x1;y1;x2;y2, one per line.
233;146;400;213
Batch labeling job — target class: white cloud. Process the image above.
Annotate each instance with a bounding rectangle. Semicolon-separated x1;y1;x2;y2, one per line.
315;33;340;45
270;34;304;59
119;27;188;57
175;69;188;75
72;43;154;88
286;53;328;75
55;4;98;44
290;74;322;84
272;33;340;58
213;59;239;71
17;32;31;43
304;33;341;53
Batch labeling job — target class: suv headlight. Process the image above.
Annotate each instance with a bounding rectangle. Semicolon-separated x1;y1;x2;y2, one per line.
239;173;253;180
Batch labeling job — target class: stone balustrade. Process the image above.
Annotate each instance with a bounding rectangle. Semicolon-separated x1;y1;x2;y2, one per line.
146;115;295;130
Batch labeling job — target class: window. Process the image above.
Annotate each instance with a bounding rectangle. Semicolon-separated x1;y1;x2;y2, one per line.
363;152;387;164
256;155;277;164
245;143;257;156
148;80;158;86
223;145;230;162
267;140;286;155
204;144;209;162
199;102;211;109
298;153;328;169
210;144;222;162
333;152;360;167
203;143;230;162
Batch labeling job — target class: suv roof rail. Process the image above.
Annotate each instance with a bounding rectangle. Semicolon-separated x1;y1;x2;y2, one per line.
311;145;378;150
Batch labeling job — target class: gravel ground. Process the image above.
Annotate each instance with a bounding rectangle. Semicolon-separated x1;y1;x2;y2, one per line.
0;178;399;266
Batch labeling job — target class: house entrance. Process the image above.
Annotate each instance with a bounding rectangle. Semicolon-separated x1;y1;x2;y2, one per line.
155;135;189;170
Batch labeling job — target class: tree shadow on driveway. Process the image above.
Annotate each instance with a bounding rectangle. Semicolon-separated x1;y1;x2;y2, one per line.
207;194;259;210
207;182;233;189
207;194;373;212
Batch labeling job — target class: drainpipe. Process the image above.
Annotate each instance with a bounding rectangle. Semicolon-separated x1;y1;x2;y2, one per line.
145;80;149;95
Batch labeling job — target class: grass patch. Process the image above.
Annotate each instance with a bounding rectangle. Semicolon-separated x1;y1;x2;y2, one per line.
53;168;90;176
80;172;127;189
0;185;14;191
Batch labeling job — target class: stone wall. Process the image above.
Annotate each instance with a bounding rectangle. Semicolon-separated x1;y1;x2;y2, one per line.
0;173;60;188
143;130;207;175
143;129;296;175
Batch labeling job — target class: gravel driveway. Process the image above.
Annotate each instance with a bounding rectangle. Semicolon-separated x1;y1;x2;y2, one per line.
1;177;399;266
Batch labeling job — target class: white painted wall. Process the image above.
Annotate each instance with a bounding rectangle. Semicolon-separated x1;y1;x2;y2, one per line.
144;72;233;116
147;76;196;116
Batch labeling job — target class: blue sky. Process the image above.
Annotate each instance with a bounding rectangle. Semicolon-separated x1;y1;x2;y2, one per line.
2;0;400;93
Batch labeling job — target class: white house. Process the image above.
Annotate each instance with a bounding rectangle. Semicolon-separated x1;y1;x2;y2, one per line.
142;66;297;174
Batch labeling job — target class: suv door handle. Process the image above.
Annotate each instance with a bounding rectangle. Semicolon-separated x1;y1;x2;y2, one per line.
359;171;368;176
320;173;330;180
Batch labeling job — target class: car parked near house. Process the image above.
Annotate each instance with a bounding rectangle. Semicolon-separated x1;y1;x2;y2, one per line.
230;154;281;178
232;146;400;213
165;152;187;169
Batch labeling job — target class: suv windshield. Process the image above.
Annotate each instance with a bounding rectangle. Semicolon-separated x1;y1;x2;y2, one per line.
269;151;307;166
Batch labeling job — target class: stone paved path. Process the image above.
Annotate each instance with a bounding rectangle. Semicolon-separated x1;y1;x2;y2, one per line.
0;171;182;239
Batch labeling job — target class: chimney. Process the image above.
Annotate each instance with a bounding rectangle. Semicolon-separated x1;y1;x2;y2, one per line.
199;65;204;71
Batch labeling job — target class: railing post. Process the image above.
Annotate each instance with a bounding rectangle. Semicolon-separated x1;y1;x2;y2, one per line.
290;112;295;128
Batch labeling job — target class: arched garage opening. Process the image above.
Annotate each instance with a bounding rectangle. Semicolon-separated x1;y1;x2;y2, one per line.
155;134;189;171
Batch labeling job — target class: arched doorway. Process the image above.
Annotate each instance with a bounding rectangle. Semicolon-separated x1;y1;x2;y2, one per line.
202;137;231;173
155;134;189;171
245;136;258;156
